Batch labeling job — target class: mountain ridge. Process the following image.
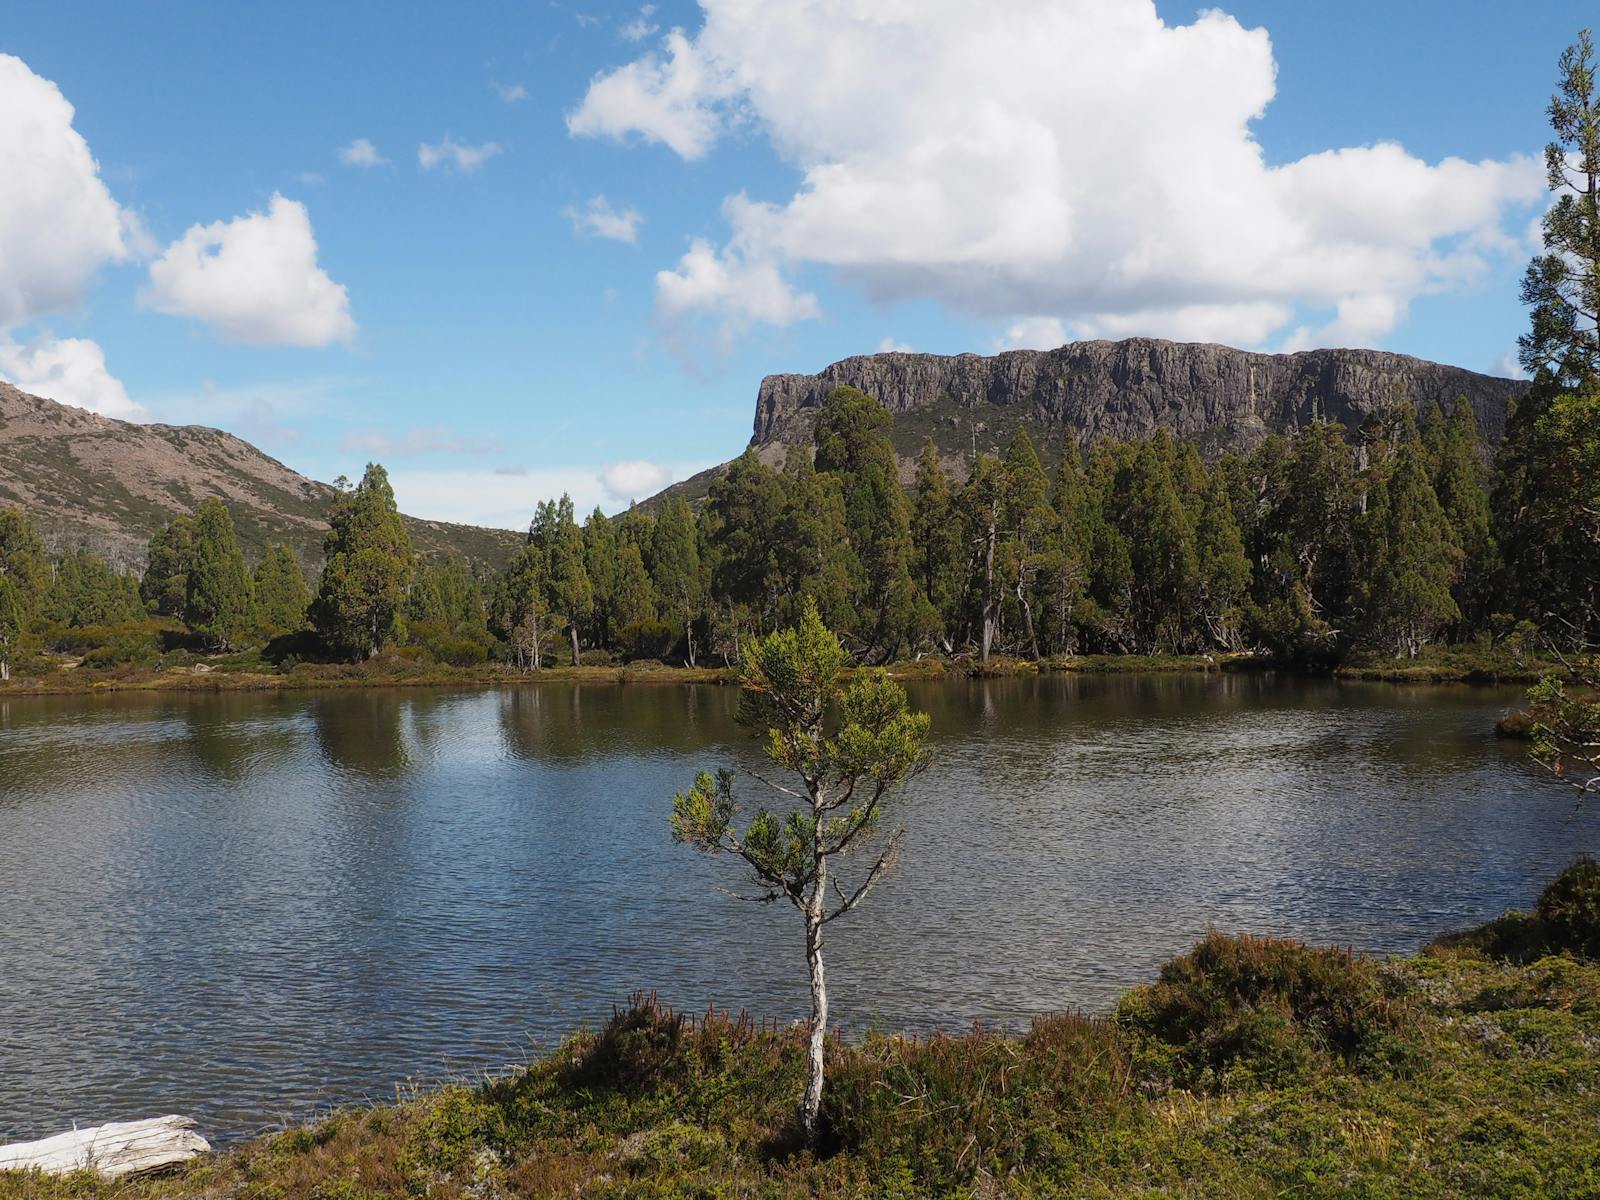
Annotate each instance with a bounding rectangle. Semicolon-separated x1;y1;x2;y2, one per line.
0;382;523;571
664;338;1529;502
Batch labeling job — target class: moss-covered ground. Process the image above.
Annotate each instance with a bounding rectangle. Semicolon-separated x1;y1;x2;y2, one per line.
8;864;1600;1199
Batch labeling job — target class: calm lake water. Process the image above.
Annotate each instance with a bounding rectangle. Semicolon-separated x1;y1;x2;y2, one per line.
0;675;1584;1142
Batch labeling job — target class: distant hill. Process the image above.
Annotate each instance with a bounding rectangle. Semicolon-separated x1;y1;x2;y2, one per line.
0;383;522;572
661;338;1529;502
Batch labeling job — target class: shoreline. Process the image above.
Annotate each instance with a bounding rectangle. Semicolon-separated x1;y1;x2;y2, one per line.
0;650;1548;698
5;869;1596;1197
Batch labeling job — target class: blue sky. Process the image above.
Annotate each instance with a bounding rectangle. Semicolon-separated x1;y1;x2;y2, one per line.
0;1;1588;528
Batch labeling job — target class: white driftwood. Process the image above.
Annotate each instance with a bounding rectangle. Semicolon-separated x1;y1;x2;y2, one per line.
0;1115;209;1179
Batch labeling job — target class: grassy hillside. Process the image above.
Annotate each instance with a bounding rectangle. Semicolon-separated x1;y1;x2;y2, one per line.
8;862;1600;1198
0;383;523;571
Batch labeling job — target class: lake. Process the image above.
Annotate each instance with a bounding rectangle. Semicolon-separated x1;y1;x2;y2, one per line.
0;674;1583;1142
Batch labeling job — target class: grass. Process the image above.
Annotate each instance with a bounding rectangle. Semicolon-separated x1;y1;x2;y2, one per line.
9;863;1600;1198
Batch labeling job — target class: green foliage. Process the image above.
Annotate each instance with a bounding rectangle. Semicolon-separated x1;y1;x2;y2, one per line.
253;542;311;635
142;513;195;618
531;494;592;665
1118;931;1405;1088
619;616;675;661
185;498;255;651
44;548;144;629
1535;856;1600;958
313;464;414;660
0;507;51;624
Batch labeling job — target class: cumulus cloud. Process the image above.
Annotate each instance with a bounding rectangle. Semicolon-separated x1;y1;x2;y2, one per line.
1490;347;1527;380
0;334;142;418
338;138;387;166
876;336;912;353
656;237;819;344
0;54;139;329
621;5;659;42
492;81;528;103
341;425;503;457
139;194;356;346
600;459;670;500
570;0;1545;352
992;318;1068;352
565;195;644;243
566;29;730;160
418;136;502;173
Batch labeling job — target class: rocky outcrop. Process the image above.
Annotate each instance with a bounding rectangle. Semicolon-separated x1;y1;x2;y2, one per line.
753;339;1526;465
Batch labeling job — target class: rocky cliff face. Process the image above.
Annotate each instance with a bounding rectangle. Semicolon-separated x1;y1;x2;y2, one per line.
752;339;1527;472
0;383;521;570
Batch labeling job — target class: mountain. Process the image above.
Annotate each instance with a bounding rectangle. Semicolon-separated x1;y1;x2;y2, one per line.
0;383;522;571
667;338;1529;500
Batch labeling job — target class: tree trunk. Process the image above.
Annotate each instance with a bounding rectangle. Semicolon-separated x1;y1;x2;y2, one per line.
1;655;8;682
1016;577;1040;661
980;516;998;667
801;865;828;1139
568;623;581;666
685;619;697;668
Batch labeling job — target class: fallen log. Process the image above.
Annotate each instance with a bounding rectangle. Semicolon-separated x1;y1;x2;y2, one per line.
0;1115;209;1179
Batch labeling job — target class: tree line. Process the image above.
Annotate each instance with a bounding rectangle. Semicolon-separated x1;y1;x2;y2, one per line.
0;377;1584;680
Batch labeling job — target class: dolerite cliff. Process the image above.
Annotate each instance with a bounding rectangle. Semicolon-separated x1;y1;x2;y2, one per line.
746;338;1526;480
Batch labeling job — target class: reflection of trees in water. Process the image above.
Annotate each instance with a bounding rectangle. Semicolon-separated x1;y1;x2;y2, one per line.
309;691;412;778
497;683;738;764
169;692;307;785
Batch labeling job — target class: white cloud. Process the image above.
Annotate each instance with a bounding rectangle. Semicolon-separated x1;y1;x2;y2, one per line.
565;195;645;243
338;138;387;167
492;81;529;103
621;5;659;42
876;336;912;353
656;237;819;345
0;54;139;330
570;1;1545;352
0;333;142;419
600;459;669;500
341;425;503;457
566;29;730;160
992;318;1067;352
418;136;503;173
139;194;356;347
386;460;710;528
1490;347;1527;380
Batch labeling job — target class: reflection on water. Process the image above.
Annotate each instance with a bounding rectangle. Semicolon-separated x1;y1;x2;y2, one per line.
0;675;1583;1141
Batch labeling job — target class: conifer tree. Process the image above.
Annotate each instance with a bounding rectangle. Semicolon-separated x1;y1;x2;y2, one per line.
435;556;487;636
774;447;854;633
705;448;786;633
1431;398;1498;632
0;508;51;627
1194;472;1251;650
0;577;19;680
254;543;311;636
813;387;917;660
531;495;591;665
493;543;553;670
45;550;143;627
185;499;255;651
1000;428;1054;659
961;453;1006;665
1356;415;1461;658
910;439;959;643
141;514;195;618
583;508;621;647
651;496;704;665
1040;450;1092;655
611;540;657;633
1495;29;1600;644
1124;435;1199;652
671;600;930;1140
313;463;414;659
405;560;447;625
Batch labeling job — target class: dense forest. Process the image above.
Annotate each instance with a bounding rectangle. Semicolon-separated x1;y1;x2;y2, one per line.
0;376;1589;681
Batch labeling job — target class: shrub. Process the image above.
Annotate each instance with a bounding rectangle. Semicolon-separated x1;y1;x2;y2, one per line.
1535;855;1600;958
821;1015;1132;1189
1117;931;1402;1088
1430;858;1600;963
